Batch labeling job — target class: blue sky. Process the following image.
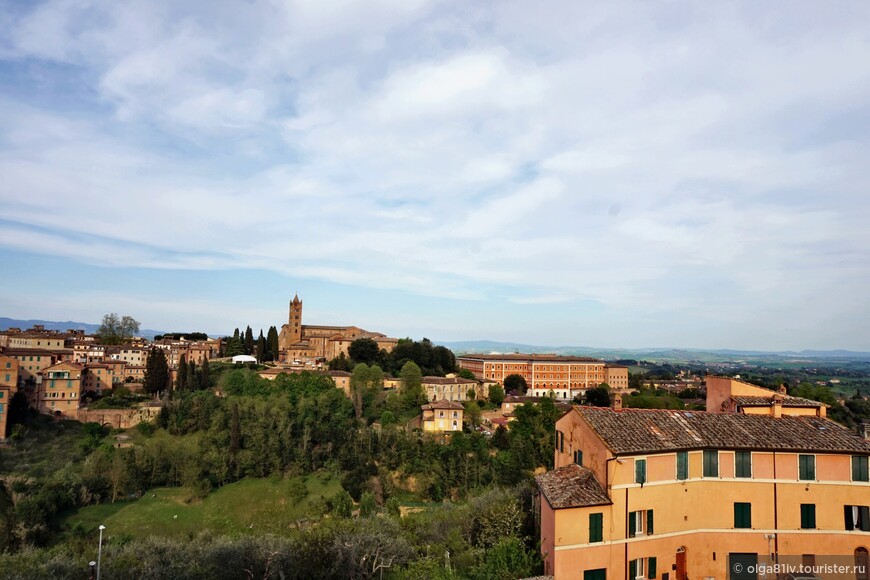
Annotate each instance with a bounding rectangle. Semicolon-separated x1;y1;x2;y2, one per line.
1;1;869;350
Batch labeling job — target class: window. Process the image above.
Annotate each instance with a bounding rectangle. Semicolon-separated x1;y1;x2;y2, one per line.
574;450;583;466
676;451;688;480
629;557;657;579
853;456;869;482
845;505;870;531
629;510;654;537
589;512;603;543
734;502;752;529
799;455;815;481
635;459;647;484
800;504;816;529
735;451;752;478
703;450;719;477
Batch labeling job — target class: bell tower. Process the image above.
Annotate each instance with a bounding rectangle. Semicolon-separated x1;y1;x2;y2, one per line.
288;294;303;344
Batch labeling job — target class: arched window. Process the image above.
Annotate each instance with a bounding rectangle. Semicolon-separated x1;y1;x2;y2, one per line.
856;547;868;580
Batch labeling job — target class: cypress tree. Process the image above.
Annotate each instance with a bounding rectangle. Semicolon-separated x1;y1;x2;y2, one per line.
244;326;254;355
144;347;169;395
200;358;210;389
176;355;188;390
266;326;279;361
256;330;266;362
187;360;197;390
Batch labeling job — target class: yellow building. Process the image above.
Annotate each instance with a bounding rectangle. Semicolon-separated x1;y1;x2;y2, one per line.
421;401;464;432
536;405;870;579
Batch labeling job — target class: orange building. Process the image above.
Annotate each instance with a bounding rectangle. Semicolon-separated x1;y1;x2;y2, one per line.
536;405;870;579
707;375;827;417
458;354;622;400
0;356;16;442
37;361;84;418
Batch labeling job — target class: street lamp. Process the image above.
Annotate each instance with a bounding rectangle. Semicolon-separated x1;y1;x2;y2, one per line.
88;561;96;580
97;525;106;580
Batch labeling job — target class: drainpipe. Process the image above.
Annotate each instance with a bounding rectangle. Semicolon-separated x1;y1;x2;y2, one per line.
773;451;779;565
625;487;630;580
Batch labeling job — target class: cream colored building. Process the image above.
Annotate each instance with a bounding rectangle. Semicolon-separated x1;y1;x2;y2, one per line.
421;400;464;432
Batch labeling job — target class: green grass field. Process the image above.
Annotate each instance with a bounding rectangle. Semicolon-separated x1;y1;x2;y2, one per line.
63;473;343;539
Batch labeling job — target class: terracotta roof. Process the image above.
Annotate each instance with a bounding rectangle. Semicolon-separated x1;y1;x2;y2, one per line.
328;370;352;377
535;464;612;509
457;354;601;363
732;395;823;408
422;400;465;411
574;406;870;455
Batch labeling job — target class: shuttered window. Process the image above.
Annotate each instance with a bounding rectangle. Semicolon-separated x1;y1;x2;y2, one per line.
800;504;816;529
589;513;603;543
703;450;719;477
734;502;752;529
735;451;752;478
799;455;815;481
676;451;688;480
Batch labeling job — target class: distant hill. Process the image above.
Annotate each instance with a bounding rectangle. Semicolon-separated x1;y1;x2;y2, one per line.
0;317;164;340
438;340;870;362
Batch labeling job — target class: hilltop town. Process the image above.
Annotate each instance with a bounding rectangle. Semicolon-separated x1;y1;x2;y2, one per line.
1;297;869;579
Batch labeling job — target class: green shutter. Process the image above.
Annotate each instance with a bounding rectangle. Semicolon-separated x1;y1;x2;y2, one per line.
736;451;751;478
734;503;751;528
589;513;603;543
629;511;636;537
853;456;869;482
703;450;718;477
801;504;816;529
799;455;815;480
648;556;657;579
647;510;654;535
677;451;688;480
629;559;637;579
635;459;646;484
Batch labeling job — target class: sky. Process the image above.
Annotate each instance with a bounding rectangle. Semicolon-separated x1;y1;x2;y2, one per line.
1;1;869;351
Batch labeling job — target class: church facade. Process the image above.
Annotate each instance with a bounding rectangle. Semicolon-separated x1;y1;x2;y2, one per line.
278;295;398;363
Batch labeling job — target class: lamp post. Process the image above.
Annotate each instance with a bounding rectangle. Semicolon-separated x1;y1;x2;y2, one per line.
97;524;106;580
88;561;96;580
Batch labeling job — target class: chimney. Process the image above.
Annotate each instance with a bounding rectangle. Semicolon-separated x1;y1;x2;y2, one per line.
771;393;783;418
778;385;787;395
612;392;623;411
860;421;870;441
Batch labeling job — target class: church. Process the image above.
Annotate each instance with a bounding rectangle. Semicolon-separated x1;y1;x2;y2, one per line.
277;295;398;363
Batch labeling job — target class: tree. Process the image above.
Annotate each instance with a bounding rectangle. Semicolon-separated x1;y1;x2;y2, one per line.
143;347;169;395
333;490;353;518
98;313;141;345
457;368;477;380
504;374;527;395
328;352;352;371
266;326;279;361
187;361;197;390
399;361;424;407
244;326;254;355
489;384;505;406
349;338;380;366
586;385;611;407
200;358;210;389
465;401;482;427
359;491;377;517
255;330;266;362
176;356;188;390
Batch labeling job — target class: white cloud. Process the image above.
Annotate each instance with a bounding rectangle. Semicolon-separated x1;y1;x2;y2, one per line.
2;0;870;348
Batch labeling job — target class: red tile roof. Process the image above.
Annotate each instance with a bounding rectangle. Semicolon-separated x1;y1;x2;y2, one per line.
536;464;612;509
